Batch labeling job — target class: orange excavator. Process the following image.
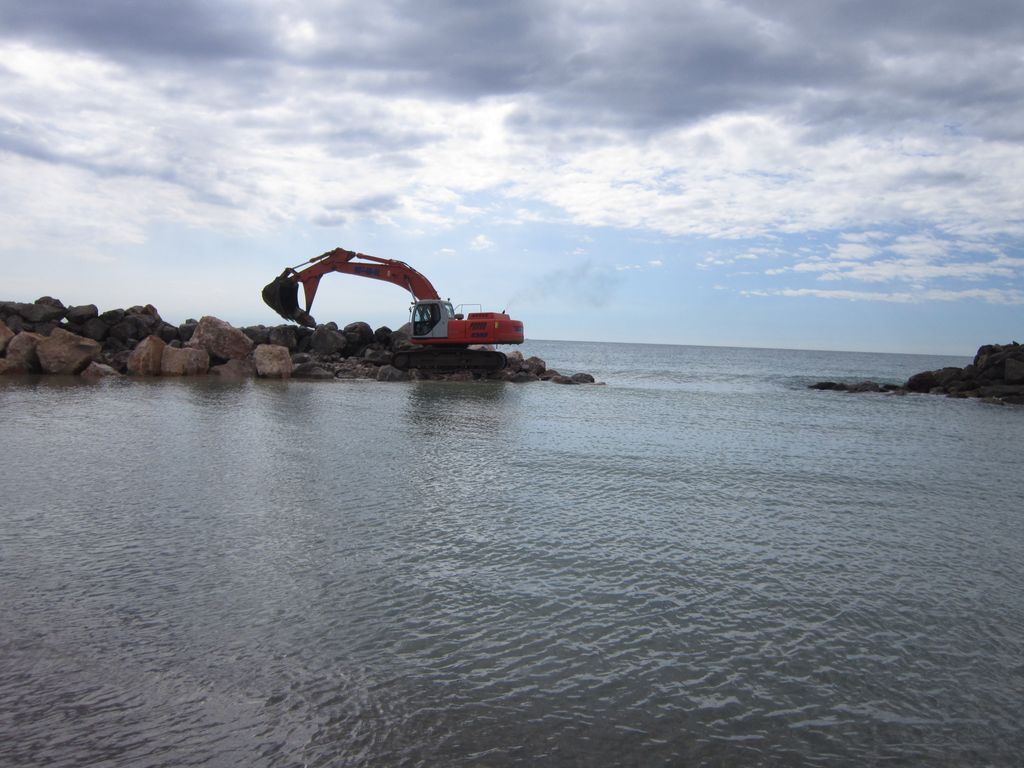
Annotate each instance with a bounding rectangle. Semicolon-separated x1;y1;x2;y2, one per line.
262;247;525;372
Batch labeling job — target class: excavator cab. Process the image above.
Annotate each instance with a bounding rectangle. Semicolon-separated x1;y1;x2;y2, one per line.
411;300;455;339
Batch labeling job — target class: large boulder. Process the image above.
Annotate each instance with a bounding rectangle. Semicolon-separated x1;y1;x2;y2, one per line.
0;319;13;354
65;304;99;324
160;345;210;376
127;335;167;376
343;321;374;348
186;315;254;361
905;370;940;393
80;317;109;342
310;325;347;356
3;332;44;373
13;300;66;324
254;344;293;378
36;328;102;374
269;325;298;351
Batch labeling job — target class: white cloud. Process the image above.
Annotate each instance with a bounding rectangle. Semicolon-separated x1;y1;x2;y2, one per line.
470;234;495;250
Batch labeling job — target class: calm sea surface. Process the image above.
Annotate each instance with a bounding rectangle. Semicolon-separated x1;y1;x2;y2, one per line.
2;341;1023;767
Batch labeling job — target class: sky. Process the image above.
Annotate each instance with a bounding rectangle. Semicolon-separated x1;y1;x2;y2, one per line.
1;0;1022;355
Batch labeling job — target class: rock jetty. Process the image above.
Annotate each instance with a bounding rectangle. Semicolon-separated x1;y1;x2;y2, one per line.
809;342;1024;405
0;297;598;384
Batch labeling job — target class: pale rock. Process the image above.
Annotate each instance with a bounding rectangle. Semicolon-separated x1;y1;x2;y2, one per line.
160;345;210;376
127;335;166;376
36;328;102;374
186;315;254;360
4;332;44;373
254;344;293;378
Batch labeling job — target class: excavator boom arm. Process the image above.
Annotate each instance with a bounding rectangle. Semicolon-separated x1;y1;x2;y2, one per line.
262;247;441;326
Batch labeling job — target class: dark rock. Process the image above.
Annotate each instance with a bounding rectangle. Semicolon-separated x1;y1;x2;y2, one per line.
376;364;409;382
571;372;596;384
99;308;126;325
178;320;198;343
15;301;65;324
906;370;940;393
551;375;577;385
4;314;24;334
243;325;271;345
1005;358;1024;385
35;296;65;310
311;325;347;356
810;381;844;390
156;322;180;344
978;384;1024;398
524;356;547;376
344;321;374;347
363;347;392;365
109;316;149;343
373;326;393;346
507;371;540;383
66;304;99;324
269;325;298;351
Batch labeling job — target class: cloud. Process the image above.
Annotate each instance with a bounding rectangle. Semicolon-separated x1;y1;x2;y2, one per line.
1;0;1023;303
743;287;1024;305
470;234;494;250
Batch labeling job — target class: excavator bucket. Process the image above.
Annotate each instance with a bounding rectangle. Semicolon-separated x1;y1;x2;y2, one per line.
261;274;317;327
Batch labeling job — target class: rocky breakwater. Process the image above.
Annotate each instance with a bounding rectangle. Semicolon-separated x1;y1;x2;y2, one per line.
0;297;600;384
809;341;1024;405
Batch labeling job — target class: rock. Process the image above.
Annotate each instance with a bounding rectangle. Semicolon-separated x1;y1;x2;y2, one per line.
186;316;254;361
243;325;271;345
254;344;293;378
311;325;347;356
810;381;844;390
209;358;255;378
373;326;393;345
160;345;210;376
178;320;198;343
505;350;525;371
507;371;540;383
343;321;374;348
978;384;1024;398
156;322;180;344
363;347;392;365
906;370;940;393
80;362;121;380
524;356;547;376
376;364;409;382
847;380;883;393
13;301;65;324
571;372;596;384
99;308;126;325
108;315;150;344
36;328;102;374
66;304;99;324
293;362;335;379
550;375;577;385
127;335;166;376
1005;358;1024;385
0;319;13;354
269;325;298;351
80;317;109;342
4;332;44;373
4;314;24;333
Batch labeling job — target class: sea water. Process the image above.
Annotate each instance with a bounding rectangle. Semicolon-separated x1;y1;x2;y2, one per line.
2;341;1022;767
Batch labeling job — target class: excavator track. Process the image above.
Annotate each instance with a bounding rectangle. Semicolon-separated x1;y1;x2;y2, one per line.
392;348;507;373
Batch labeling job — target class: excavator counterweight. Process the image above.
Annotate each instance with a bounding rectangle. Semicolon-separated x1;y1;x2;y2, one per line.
261;247;524;372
